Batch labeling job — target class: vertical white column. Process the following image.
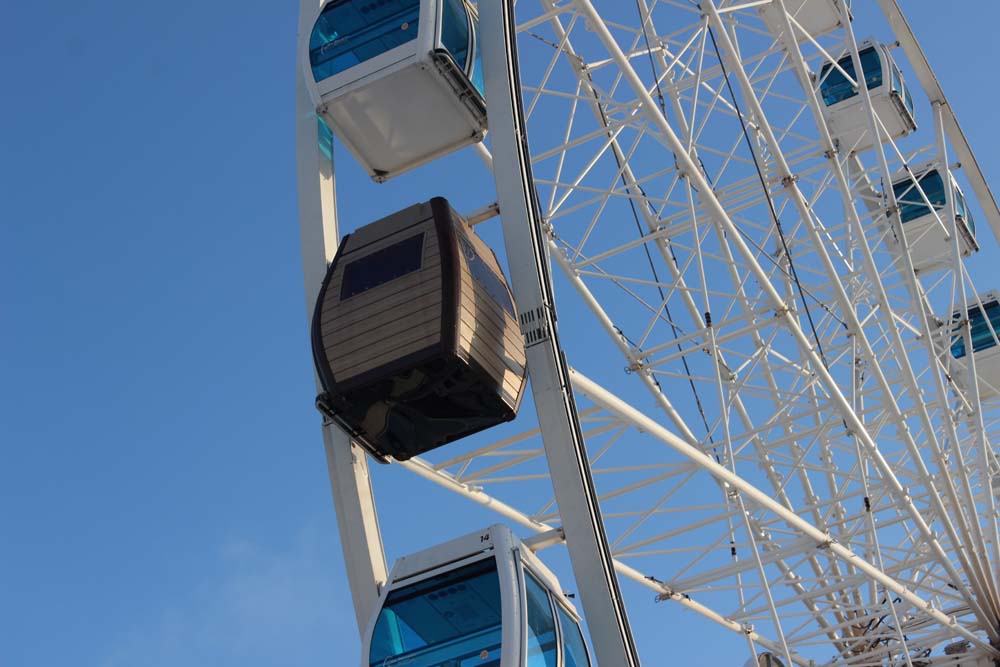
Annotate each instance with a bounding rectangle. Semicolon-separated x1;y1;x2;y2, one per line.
478;3;642;665
295;2;388;636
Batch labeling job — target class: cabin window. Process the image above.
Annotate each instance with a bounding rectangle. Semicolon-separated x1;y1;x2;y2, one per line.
955;188;976;236
470;21;484;95
341;233;424;300
556;605;592;667
890;62;914;117
524;571;558;667
310;0;420;83
952;300;1000;359
440;0;471;74
893;170;946;224
368;558;503;666
458;235;516;317
820;46;882;106
439;0;483;96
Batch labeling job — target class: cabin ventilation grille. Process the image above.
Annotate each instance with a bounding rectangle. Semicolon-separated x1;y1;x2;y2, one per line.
519;306;552;347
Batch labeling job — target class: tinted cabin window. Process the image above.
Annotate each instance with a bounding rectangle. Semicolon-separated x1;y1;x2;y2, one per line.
820;46;882;106
524;572;558;667
341;233;424;300
310;0;420;83
470;16;484;95
889;61;914;117
556;605;592;667
440;0;471;74
893;170;946;224
952;300;1000;359
368;558;502;666
955;188;976;237
458;234;515;317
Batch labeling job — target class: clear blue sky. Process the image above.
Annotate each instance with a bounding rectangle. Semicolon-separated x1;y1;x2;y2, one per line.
3;3;1000;666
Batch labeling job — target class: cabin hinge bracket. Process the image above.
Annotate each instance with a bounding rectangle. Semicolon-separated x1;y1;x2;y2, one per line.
824;148;838;160
781;174;799;188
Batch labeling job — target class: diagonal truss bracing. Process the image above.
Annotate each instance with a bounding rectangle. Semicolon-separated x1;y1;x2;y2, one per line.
393;1;1000;665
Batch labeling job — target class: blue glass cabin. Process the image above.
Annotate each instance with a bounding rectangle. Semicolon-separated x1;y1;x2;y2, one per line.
820;46;912;114
817;41;916;154
951;298;1000;360
888;166;978;272
947;292;1000;399
309;0;421;83
303;0;488;181
309;0;483;96
363;525;592;667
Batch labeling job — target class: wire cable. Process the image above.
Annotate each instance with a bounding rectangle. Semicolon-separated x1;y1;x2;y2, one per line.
705;22;834;371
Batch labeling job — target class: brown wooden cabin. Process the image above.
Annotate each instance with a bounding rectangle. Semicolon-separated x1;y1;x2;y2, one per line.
311;197;527;462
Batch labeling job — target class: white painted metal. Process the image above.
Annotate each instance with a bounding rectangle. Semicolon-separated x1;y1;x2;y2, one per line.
358;524;590;667
874;0;1000;243
760;0;846;42
949;291;1000;400
300;0;486;181
819;39;915;155
295;0;1000;665
295;0;388;634
478;2;641;664
888;161;978;274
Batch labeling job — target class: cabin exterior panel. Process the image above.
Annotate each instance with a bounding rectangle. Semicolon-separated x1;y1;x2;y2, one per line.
343;202;434;250
327;291;444;343
325;307;443;366
458;274;524;353
324;277;442;329
328;306;442;365
457;310;525;376
339;219;438;265
320;230;440;315
332;320;443;381
324;264;442;318
460;330;526;403
458;327;527;401
457;271;515;331
312;196;526;462
322;264;442;317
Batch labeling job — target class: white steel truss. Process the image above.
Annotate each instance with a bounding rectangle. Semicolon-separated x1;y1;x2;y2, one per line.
296;1;1000;665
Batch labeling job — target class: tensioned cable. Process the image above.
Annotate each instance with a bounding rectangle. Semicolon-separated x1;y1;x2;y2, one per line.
703;21;834;371
592;0;715;447
633;17;797;664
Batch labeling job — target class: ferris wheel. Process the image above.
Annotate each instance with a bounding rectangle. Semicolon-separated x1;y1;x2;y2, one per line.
295;1;1000;666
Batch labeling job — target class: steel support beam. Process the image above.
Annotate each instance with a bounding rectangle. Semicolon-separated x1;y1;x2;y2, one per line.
569;369;997;654
479;2;642;664
295;1;387;634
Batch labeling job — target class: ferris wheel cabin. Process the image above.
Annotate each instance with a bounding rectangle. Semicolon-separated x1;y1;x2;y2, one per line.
760;0;848;41
818;40;916;155
311;198;527;462
362;524;592;667
890;163;978;273
949;292;1000;399
305;0;487;182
